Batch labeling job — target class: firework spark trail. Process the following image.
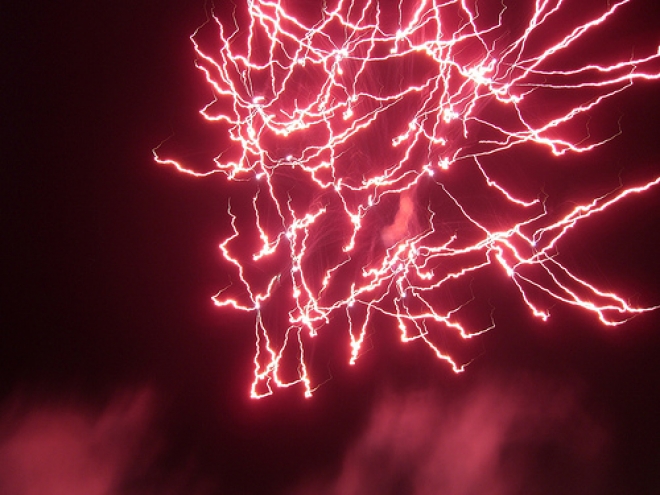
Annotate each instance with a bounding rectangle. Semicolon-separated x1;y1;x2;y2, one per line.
154;0;660;397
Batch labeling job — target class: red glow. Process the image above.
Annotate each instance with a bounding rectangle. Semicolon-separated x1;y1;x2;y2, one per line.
154;0;660;397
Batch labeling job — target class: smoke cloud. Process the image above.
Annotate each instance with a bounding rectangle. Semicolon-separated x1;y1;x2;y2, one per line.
295;375;611;495
0;388;211;495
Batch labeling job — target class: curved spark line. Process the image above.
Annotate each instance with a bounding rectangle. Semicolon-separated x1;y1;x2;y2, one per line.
154;0;660;397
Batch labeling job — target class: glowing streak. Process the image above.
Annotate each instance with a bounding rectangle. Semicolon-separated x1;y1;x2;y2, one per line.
154;0;660;397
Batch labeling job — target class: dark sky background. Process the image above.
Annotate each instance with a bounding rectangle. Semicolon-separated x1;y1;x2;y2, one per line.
3;1;660;494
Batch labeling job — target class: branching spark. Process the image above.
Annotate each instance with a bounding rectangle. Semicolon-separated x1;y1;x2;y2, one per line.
154;0;660;397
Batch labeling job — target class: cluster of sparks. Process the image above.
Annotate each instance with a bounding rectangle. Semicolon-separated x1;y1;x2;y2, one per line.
154;0;660;397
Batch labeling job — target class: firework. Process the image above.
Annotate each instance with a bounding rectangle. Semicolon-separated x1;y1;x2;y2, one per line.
154;0;660;397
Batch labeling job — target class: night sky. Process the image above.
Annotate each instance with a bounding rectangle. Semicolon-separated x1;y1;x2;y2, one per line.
4;1;660;494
